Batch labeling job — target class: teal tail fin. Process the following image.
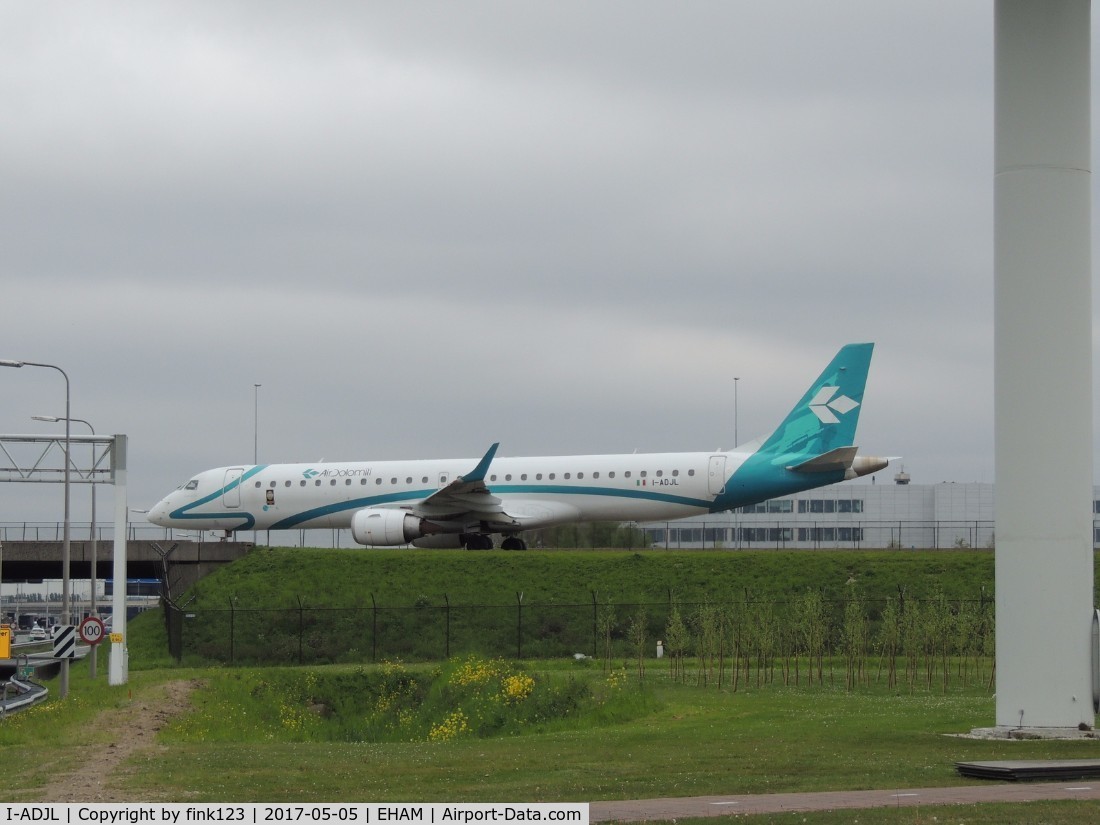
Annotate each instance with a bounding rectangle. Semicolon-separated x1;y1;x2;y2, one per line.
757;342;873;458
714;343;876;509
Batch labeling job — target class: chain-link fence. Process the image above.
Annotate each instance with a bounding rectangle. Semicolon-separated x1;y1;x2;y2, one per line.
165;591;997;687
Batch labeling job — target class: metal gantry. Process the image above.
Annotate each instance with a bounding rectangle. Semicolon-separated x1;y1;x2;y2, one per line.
0;433;129;687
0;433;114;484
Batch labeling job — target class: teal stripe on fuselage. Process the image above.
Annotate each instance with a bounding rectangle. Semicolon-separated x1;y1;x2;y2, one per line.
168;465;267;530
711;465;848;512
266;483;713;529
270;489;435;529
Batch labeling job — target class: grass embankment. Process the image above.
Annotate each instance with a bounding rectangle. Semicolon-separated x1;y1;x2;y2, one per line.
151;548;1013;666
185;547;1002;605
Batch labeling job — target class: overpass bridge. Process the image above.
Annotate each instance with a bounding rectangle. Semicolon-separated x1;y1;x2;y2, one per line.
0;540;251;599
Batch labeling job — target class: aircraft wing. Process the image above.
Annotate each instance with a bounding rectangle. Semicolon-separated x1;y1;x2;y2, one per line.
412;442;523;531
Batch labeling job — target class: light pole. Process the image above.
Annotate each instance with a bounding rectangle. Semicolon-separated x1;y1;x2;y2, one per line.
733;376;740;448
253;383;261;465
34;414;98;678
1;359;71;698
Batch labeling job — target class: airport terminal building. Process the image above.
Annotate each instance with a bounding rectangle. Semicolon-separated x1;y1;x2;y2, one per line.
641;475;1000;550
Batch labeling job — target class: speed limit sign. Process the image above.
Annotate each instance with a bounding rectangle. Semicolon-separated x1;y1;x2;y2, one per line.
79;616;106;645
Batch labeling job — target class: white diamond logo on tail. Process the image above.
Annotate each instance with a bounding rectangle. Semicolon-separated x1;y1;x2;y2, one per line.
808;386;860;424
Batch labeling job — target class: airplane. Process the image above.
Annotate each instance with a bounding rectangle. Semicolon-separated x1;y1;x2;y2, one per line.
147;343;888;550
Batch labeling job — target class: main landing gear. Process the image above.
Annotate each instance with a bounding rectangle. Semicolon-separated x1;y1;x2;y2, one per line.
461;534;494;550
460;534;528;550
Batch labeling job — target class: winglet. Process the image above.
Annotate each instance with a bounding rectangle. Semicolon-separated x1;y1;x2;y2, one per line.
462;442;499;483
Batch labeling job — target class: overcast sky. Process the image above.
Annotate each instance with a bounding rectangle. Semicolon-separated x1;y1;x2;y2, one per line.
0;2;1066;527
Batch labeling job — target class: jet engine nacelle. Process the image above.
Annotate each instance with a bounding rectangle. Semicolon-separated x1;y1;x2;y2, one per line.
350;508;427;546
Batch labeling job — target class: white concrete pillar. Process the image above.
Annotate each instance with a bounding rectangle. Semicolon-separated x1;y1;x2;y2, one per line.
109;434;129;686
994;0;1094;729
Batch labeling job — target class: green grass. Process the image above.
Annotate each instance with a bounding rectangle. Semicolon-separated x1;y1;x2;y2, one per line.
160;659;651;744
164;548;1020;665
6;549;1100;824
7;658;1099;809
187;548;1010;608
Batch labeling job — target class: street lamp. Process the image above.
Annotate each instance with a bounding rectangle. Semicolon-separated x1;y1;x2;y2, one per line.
253;383;261;465
733;376;740;448
1;359;72;698
33;414;99;679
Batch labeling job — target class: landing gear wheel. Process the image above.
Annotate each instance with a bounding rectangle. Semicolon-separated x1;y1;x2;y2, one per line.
501;537;528;551
462;534;495;550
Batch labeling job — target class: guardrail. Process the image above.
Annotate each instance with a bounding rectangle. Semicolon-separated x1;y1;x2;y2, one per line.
0;677;49;714
0;522;351;548
8;519;1100;550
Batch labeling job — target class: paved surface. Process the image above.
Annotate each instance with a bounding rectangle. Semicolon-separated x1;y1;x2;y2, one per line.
590;781;1100;821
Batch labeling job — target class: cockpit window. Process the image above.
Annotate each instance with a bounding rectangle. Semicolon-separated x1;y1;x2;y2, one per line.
184;480;200;491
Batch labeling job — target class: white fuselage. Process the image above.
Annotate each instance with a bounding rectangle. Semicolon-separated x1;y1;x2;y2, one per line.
148;449;743;534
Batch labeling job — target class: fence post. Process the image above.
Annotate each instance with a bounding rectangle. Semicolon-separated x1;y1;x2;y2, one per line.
297;595;304;665
165;602;183;663
516;592;523;659
229;596;236;665
369;594;378;664
591;591;598;658
444;593;450;659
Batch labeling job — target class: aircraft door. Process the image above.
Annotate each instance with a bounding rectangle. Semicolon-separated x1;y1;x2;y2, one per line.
707;456;727;497
223;468;245;508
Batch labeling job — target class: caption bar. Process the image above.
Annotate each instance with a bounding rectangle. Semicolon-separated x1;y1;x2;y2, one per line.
1;806;589;825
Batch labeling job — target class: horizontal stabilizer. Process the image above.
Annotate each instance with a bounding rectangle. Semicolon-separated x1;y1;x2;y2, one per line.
788;446;859;474
789;447;889;480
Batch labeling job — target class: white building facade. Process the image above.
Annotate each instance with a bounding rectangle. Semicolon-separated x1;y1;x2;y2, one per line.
642;480;999;550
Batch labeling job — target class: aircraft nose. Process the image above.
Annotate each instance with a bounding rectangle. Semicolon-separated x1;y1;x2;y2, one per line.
147;499;170;526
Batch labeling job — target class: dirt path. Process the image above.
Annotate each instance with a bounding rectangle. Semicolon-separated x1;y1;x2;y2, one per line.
33;679;201;802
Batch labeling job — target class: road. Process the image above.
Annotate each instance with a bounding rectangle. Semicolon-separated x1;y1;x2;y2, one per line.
590;781;1100;821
